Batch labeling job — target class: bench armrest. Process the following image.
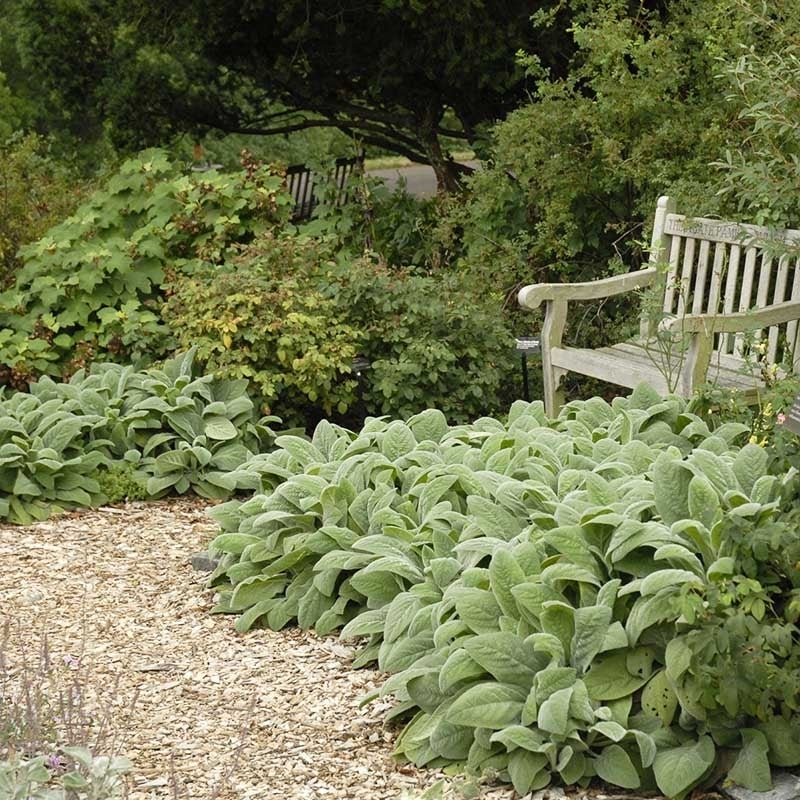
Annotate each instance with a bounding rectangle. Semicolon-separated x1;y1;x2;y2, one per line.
662;300;800;335
518;268;658;310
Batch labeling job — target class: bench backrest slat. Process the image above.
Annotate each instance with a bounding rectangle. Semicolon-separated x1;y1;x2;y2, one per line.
653;200;800;367
719;243;741;353
787;261;800;369
286;154;364;222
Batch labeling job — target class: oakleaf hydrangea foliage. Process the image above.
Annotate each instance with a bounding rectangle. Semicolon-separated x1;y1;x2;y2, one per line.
209;384;800;797
0;148;291;385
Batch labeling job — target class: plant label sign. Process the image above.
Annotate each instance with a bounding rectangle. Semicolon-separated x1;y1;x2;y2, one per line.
782;395;800;436
515;337;541;355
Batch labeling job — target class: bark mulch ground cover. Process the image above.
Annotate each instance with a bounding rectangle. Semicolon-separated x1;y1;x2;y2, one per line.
0;498;529;800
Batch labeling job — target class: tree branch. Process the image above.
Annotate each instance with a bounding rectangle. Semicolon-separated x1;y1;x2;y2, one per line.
212;118;347;136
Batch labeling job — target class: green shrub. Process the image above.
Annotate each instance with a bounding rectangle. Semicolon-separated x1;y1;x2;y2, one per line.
163;238;514;426
161;236;363;425
0;133;90;288
93;462;148;503
423;0;769;387
322;258;516;422
0;145;515;426
715;4;800;227
0;149;292;384
207;385;800;796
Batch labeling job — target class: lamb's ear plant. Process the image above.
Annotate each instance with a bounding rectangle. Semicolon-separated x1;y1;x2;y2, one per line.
0;752;132;800
208;386;800;798
0;392;107;523
0;348;279;521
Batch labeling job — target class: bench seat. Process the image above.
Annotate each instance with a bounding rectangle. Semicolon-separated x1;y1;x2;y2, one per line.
551;341;764;398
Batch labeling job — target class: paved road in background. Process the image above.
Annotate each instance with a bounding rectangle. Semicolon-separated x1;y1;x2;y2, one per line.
367;160;480;198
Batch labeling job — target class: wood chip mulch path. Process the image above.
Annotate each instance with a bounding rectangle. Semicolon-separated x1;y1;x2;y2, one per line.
0;498;523;800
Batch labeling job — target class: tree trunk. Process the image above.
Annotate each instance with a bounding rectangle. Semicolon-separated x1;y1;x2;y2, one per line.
418;115;465;194
430;155;464;193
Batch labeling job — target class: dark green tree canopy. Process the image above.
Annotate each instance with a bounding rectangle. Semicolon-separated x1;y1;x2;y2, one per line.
13;0;573;188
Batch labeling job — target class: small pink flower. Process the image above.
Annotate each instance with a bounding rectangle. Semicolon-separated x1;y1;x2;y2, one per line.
62;655;79;668
46;754;65;771
778;412;786;425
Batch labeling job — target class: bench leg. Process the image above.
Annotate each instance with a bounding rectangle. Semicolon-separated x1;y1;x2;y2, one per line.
541;299;568;418
543;363;567;417
678;331;712;397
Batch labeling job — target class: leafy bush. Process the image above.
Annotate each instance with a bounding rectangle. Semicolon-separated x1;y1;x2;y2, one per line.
162;236;363;425
93;462;148;503
164;239;514;425
0;133;90;288
715;4;800;227
422;0;776;390
207;384;800;796
322;258;516;422
0;149;292;385
0;350;277;523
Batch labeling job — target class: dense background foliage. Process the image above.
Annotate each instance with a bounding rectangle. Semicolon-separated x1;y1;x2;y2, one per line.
0;134;91;287
0;150;515;424
2;2;800;795
2;0;574;189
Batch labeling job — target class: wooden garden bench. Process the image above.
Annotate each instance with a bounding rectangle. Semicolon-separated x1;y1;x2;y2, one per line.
286;153;364;222
518;196;800;415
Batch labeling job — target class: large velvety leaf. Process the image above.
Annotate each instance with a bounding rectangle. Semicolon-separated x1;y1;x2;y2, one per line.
653;736;715;799
408;408;448;444
40;417;84;453
584;652;650;701
489;548;525;618
594;744;641;789
757;717;800;767
463;632;541;688
665;637;692;683
570;605;612;673
445;683;526;730
537;686;572;735
733;442;768;497
453;587;503;634
687;474;719;529
229;576;286;611
204;415;238;441
429;719;473;760
438;649;485;692
640;669;677;727
490;725;546;752
381;421;417;460
727;729;771;792
508;750;549;795
652;453;692;525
